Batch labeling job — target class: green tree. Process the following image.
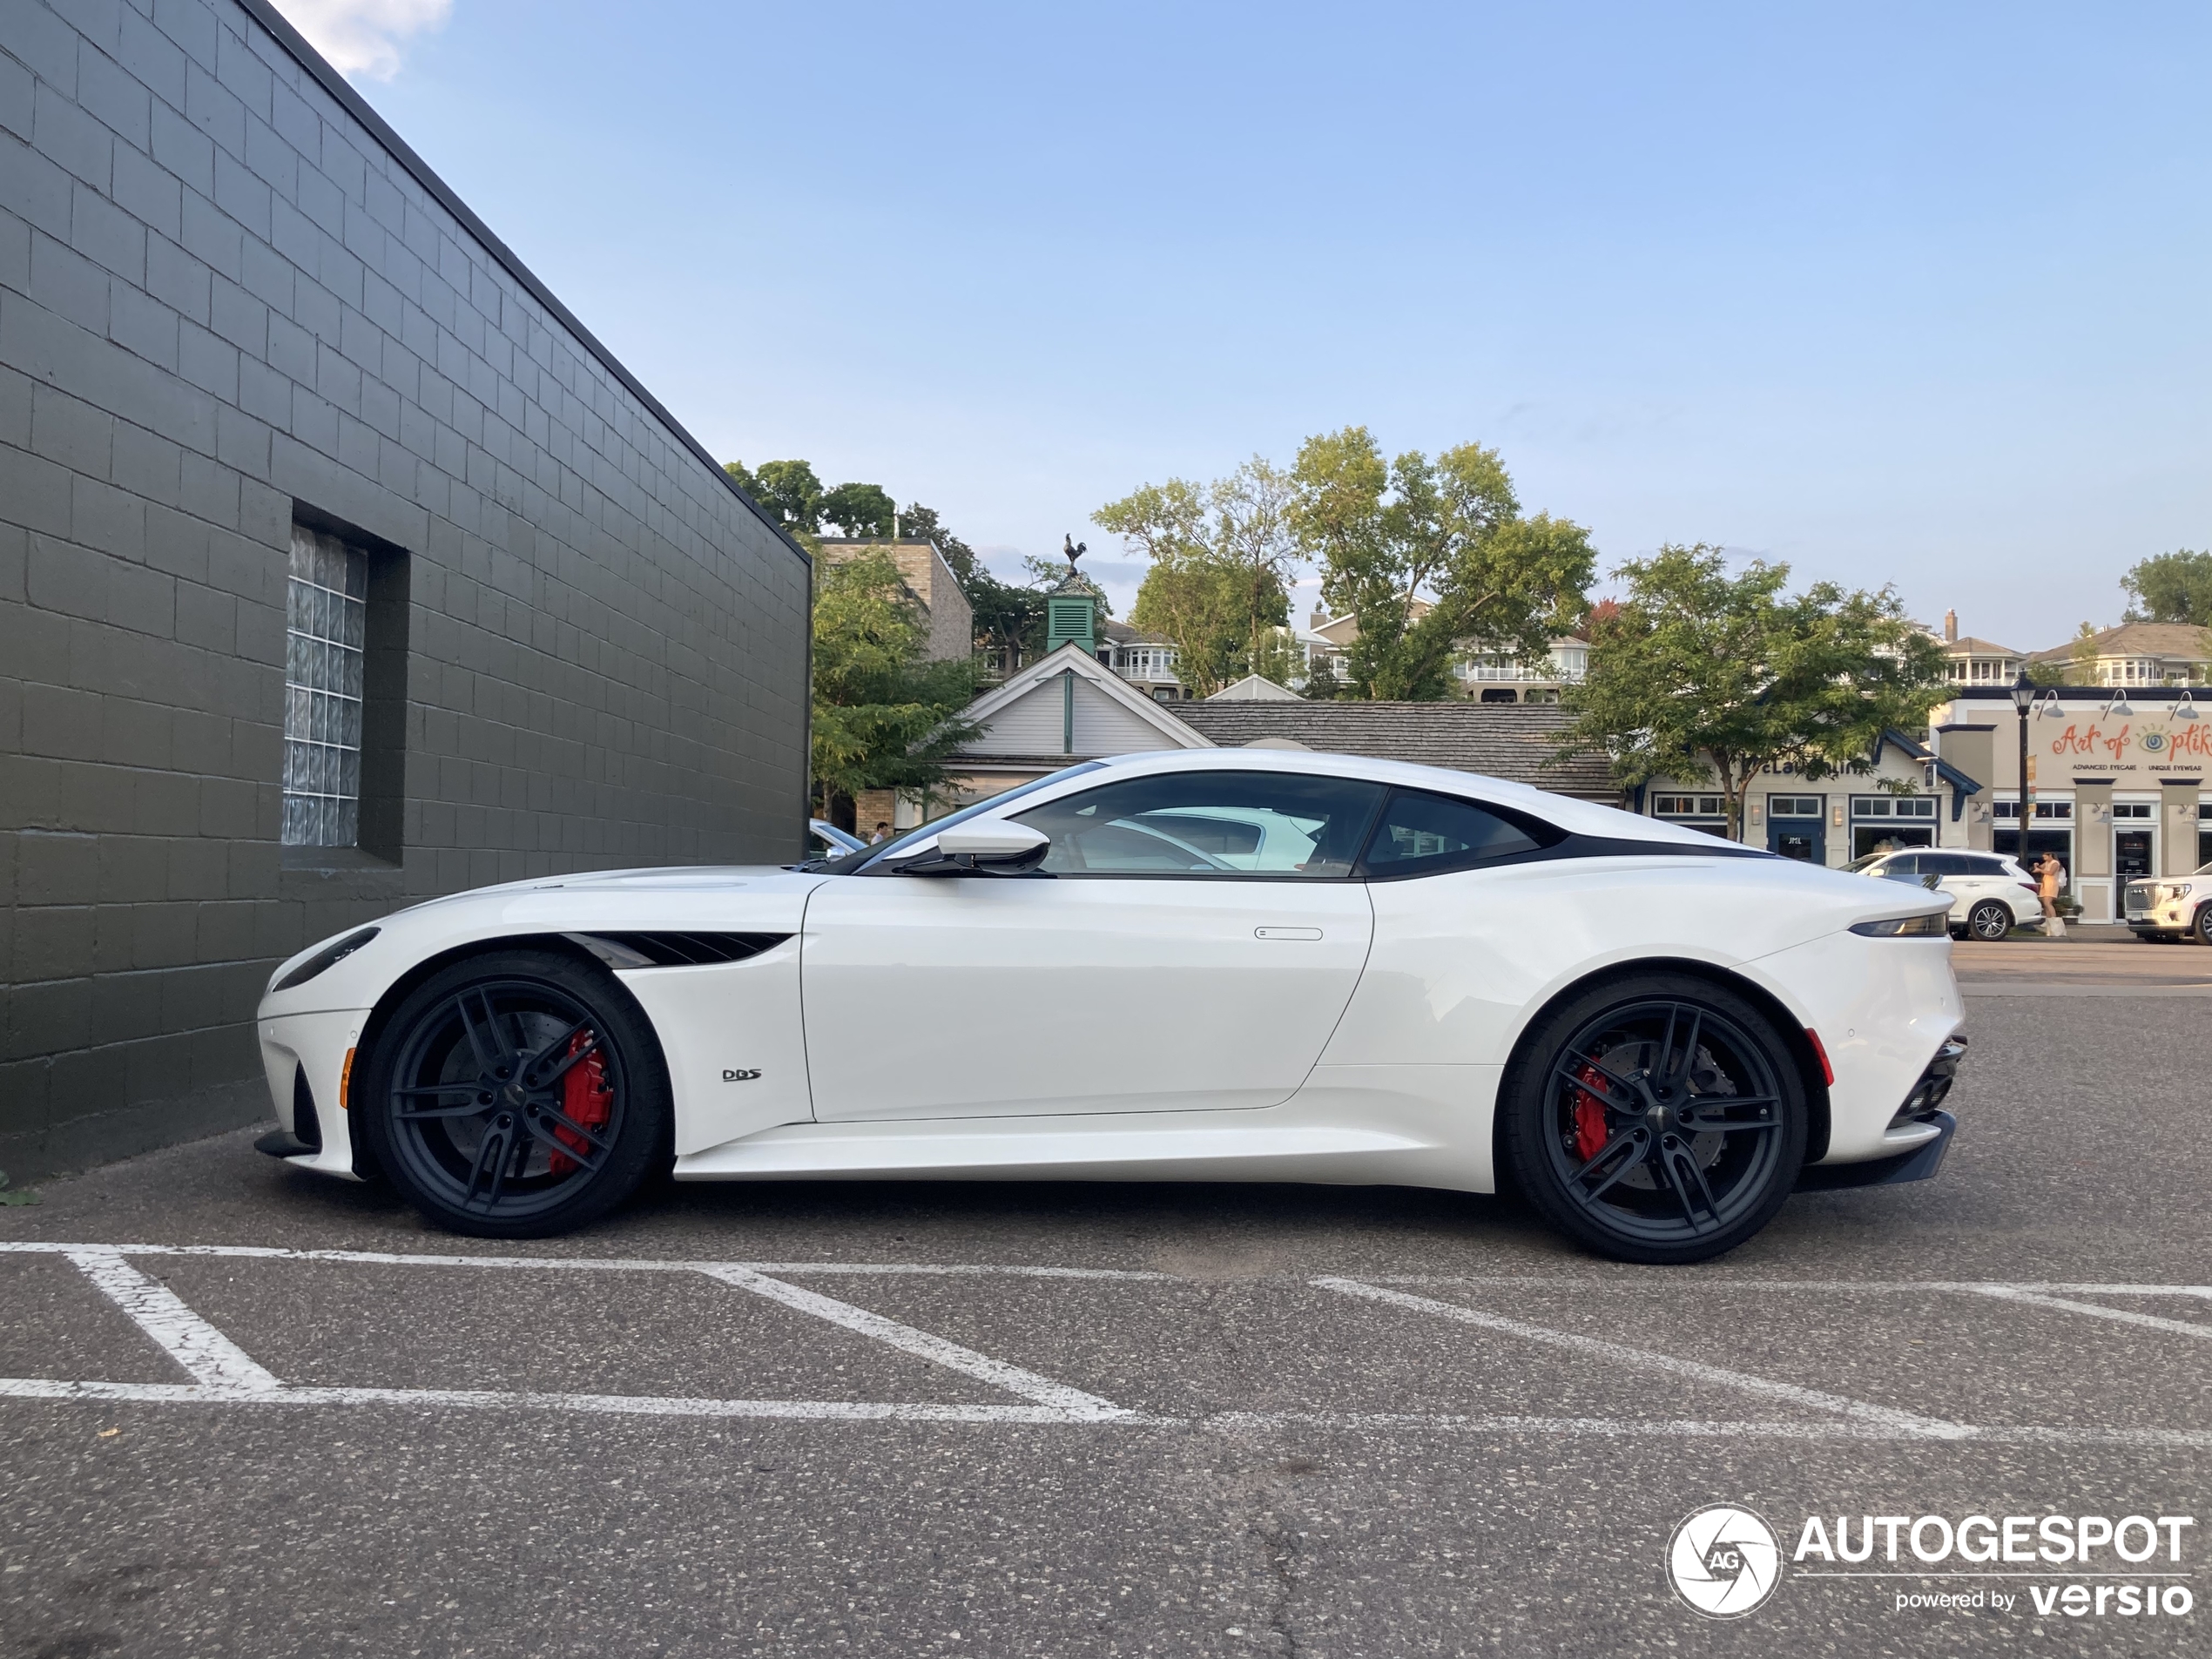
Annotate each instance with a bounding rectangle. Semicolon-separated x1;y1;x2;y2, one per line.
2121;550;2212;626
1288;427;1594;699
728;458;824;534
899;501;1049;667
810;550;983;823
1556;545;1950;841
821;481;897;539
1094;460;1298;697
2068;621;2102;684
1301;655;1344;700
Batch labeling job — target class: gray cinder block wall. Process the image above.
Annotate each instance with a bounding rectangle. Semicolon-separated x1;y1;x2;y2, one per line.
0;0;812;1180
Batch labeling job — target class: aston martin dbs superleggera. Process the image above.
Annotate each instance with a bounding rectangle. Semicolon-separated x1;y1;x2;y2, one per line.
254;751;1966;1262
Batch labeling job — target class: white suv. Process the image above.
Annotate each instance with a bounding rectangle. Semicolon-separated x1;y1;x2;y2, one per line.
2123;866;2212;945
1845;848;2043;941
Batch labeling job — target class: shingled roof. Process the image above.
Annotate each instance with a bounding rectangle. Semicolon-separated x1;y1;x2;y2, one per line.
1168;702;1622;800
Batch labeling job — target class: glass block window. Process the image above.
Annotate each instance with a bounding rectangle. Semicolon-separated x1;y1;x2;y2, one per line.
282;525;368;847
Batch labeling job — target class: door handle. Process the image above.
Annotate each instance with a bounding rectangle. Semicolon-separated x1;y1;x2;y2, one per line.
1254;927;1323;941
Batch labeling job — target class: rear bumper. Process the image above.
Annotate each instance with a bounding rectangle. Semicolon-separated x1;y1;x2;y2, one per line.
1797;1110;1955;1190
1797;1035;1965;1190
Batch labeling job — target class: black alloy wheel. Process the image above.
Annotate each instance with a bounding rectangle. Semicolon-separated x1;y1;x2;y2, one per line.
1501;976;1809;1264
1966;900;2014;942
359;949;671;1238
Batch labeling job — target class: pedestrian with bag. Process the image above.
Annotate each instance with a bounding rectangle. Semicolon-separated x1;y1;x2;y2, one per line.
2035;850;2067;939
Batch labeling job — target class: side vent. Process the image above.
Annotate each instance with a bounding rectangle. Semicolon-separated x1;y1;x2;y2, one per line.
565;932;792;969
292;1067;323;1152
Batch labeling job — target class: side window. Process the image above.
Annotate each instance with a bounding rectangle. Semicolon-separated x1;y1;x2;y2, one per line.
1359;789;1551;879
1921;853;1971;878
1964;856;2008;877
1013;771;1386;878
1878;853;1922;880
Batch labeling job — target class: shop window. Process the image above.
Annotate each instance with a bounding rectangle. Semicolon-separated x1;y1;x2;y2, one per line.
1653;794;1723;817
2113;802;2154;820
1993;801;2071;820
1770;796;1822;818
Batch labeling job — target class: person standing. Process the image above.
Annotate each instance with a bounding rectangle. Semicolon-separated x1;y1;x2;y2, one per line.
2034;851;2067;939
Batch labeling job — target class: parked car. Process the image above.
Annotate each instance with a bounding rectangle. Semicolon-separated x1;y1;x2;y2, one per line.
1844;848;2041;941
806;819;867;860
253;751;1966;1264
2122;866;2212;945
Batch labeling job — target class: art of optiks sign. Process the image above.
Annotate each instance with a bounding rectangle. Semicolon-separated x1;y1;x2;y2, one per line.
1667;1504;2197;1624
2034;710;2212;780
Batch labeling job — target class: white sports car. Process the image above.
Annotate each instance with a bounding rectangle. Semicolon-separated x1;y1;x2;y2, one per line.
254;751;1968;1264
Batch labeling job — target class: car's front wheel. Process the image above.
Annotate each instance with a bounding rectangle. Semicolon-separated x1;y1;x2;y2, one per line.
358;949;671;1238
1500;976;1810;1264
1966;900;2014;941
2194;906;2212;948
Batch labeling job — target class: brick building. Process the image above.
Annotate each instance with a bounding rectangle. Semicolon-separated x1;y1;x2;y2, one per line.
1;0;811;1178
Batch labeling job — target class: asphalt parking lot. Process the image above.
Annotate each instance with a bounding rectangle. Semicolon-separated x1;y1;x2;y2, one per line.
3;942;2209;1657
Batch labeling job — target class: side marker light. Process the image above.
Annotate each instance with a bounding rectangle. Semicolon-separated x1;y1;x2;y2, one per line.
1804;1028;1834;1087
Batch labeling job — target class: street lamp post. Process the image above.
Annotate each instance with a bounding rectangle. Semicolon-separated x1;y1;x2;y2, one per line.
2010;669;2036;887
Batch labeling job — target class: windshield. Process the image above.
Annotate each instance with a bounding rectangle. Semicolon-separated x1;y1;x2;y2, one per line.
812;762;1110;874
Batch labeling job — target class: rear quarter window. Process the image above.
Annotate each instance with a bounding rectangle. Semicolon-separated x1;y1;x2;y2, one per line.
1361;789;1557;879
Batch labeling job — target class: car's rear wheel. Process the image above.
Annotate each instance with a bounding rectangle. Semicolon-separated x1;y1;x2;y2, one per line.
1501;976;1809;1265
359;949;671;1238
1966;900;2013;941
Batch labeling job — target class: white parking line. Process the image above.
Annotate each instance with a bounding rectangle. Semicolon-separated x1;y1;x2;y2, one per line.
4;1244;2209;1443
698;1264;1131;1420
1312;1277;1970;1439
63;1250;280;1395
0;1242;1169;1279
0;1378;1132;1423
1968;1285;2212;1340
1365;1276;2212;1298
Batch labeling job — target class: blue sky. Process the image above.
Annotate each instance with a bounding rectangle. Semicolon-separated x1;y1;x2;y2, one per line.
284;2;2210;650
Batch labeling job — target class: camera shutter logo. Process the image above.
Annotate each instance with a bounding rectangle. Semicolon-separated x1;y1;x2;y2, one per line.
1668;1505;1782;1618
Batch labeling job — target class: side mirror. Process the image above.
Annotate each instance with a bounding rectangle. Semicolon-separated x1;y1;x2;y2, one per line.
889;820;1052;876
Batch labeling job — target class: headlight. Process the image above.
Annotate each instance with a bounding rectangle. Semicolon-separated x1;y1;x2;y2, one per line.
270;927;380;992
1851;913;1948;938
2161;883;2196;902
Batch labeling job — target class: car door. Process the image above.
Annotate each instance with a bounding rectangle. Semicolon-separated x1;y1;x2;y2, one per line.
800;769;1384;1121
1919;852;1972;920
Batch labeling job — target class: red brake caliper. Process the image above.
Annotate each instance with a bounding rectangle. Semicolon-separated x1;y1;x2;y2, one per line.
1570;1063;1612;1163
549;1031;611;1177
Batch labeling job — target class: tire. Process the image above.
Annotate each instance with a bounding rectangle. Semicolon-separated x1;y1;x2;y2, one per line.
357;948;671;1238
2195;906;2212;948
1966;900;2013;942
1500;975;1809;1265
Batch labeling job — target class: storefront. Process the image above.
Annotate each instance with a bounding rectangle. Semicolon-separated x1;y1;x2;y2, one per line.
1641;731;1969;867
1928;689;2212;921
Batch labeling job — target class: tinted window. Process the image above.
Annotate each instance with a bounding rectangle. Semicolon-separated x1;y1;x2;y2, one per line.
1014;771;1386;877
1921;853;1971;877
1360;789;1549;878
1877;853;1922;879
1964;855;2009;877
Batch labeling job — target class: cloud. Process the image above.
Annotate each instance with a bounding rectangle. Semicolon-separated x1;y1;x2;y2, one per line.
272;0;453;79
